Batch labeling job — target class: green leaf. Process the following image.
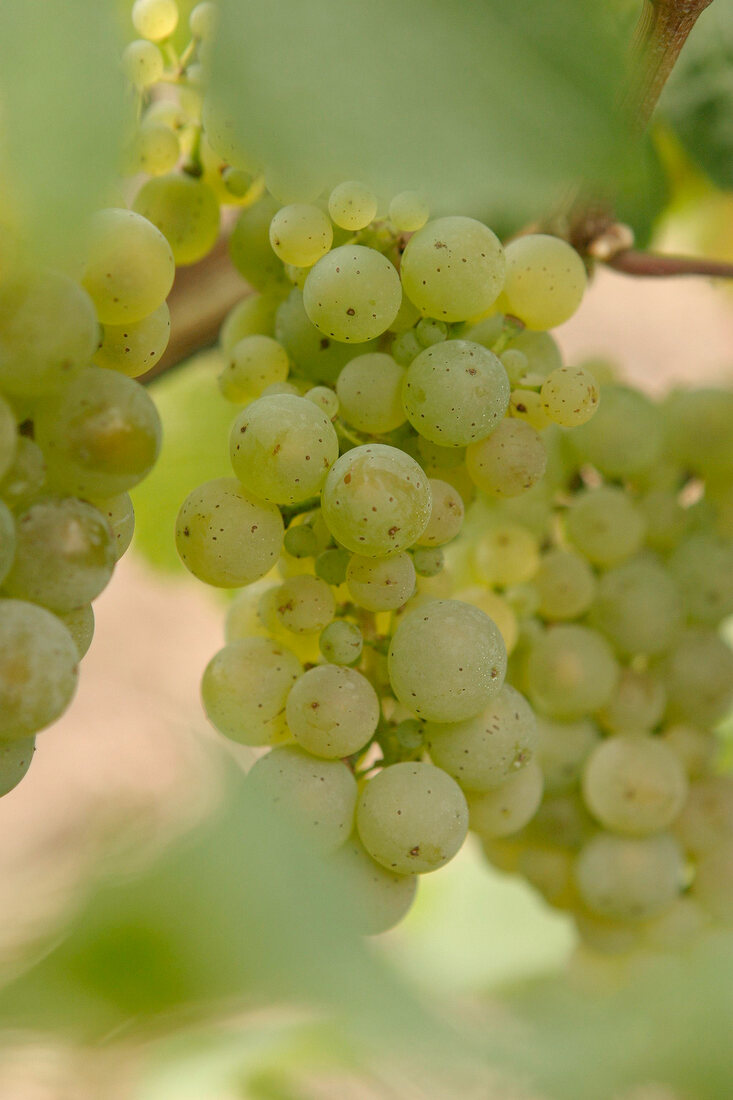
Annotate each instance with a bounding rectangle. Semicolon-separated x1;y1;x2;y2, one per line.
209;0;643;225
0;0;125;269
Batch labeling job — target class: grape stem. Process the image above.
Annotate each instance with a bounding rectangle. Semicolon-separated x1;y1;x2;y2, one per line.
604;249;733;279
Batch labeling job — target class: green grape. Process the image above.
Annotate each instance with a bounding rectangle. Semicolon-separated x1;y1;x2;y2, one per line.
222;167;257;200
303;245;401;343
582;734;688;836
176;477;283;587
220;293;280;353
517;845;574;908
462;313;504;350
660;627;733;727
529;792;595;850
34;367;162;497
356;761;468;874
642;896;710;951
89;493;135;560
269;204;333;267
412;546;444;577
0;500;15;585
224;578;274;643
508;388;552;431
388;293;422;334
94;302;170;378
346;552;416;611
133;174;220;266
286;664;379;758
305;386;339;419
331;834;418;934
589;558;682;657
130;120;180;176
663;388;733;481
502;235;586;330
565;487;646;568
669;534;733;625
425;683;537;791
0;269;98;396
388;191;429;232
569;385;663;478
674;776;733;855
400;216;504;322
144;98;190;134
275;289;376;384
535;715;600;794
247;745;356;853
0;394;17;482
0;438;45;510
505;329;562;383
500;349;530;386
415;479;463;547
466;419;546;498
540;366;599;427
575;832;685;921
466;759;544;838
391;329;422;366
388;599;507;722
82;208;175;325
328;181;378;231
638;490;688;553
273;575;335;634
283;523;318;559
122;40;164;88
415;317;449;347
315;547;350;586
229;196;290;294
319;619;363;665
597;667;666;734
0;736;35;798
473;522;539;586
533;547;596;621
201;636;302;745
573;909;643;956
3;497;115;612
0;600;79;740
229;393;338;505
416;437;465;472
189;1;218;39
526;624;618;719
321;444;431;556
131;0;179;40
661;723;715;779
55;604;95;660
336;353;406;434
402;340;510;447
692;841;733;923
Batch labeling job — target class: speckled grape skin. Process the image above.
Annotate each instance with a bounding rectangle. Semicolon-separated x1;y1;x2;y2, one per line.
82;208;175;325
286;664;379;758
201;636;302;745
400;216;505;322
0;736;36;797
0;600;79;740
466;419;547;497
466;759;544;838
321;444;432;556
303;245;402;343
133;173;221;266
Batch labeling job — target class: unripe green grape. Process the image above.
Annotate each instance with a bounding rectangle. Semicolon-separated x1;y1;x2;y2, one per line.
660;724;715;779
144;98;190;135
305;386;339;419
425;683;537;792
219;332;293;401
222;167;256;200
34;367;162;498
328;181;378;230
130;120;180;176
659;627;733;727
319;619;363;665
247;746;356;853
133;174;220;266
229;197;290;294
535;715;601;794
0;269;98;396
466;759;544;838
331;834;418;934
175;477;283;587
508;389;552;431
502;235;586;330
346;552;415;612
663;387;733;481
315;547;350;586
0;395;17;482
674;776;733;855
400;216;504;322
189;1;217;39
506;329;562;382
275;289;376;384
55;604;95;660
575;832;685;921
590;558;682;658
3;497;115;613
283;523;318;559
286;664;379;758
388;294;422;334
220;293;279;352
388;191;429;232
273;575;335;634
94;301;171;377
269;204;333;267
388;599;507;722
415;317;448;347
0;736;35;798
415;479;463;547
526;624;618;720
202;636;302;745
565;487;646;568
416;437;466;471
321;444;431;557
530;792;595;850
0;600;79;740
357;762;468;874
229;394;338;505
582;735;688;837
569;385;663;478
462;313;504;351
303;245;401;343
82;208;175;325
336;353;406;434
225;578;274;643
669;533;733;625
412;546;444;577
122;40;164;88
533;547;596;621
88;493;135;561
540;366;599;427
638;490;688;553
466;419;546;498
0;500;15;586
391;330;422;366
0;438;45;511
597;667;666;734
402;340;510;447
517;845;575;909
473;522;539;586
131;0;179;41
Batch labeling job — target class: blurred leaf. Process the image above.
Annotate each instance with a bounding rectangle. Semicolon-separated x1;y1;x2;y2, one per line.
209;0;645;224
0;0;125;269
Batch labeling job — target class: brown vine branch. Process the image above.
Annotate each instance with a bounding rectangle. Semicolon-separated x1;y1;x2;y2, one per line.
604;249;733;279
